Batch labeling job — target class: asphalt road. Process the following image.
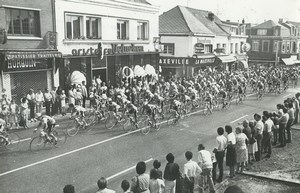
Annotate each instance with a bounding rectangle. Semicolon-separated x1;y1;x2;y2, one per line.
0;87;298;193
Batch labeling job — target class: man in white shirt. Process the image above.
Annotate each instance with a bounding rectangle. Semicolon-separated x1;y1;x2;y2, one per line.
213;127;227;183
254;113;264;161
198;144;215;193
183;151;202;193
96;177;116;193
263;111;274;158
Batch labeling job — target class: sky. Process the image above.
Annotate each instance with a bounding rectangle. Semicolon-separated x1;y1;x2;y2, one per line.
147;0;300;24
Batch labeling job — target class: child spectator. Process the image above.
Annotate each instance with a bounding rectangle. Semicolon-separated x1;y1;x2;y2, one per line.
149;169;165;193
60;90;67;116
121;180;131;193
9;100;18;129
63;184;75;193
150;160;163;179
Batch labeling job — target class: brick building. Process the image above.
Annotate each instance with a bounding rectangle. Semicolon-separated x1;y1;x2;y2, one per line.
0;0;61;101
247;20;299;67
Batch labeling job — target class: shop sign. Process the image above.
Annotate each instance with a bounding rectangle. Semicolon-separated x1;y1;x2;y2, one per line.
5;51;62;60
194;43;204;54
104;44;144;55
4;59;51;72
122;66;133;77
197;39;211;44
159;57;189;65
71;44;144;57
193;57;215;65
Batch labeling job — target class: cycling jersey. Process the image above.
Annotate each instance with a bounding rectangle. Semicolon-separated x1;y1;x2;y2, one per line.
108;102;120;112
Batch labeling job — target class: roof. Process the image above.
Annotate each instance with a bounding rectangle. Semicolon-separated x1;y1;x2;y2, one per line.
159;5;228;36
253;20;280;29
286;21;300;27
222;20;240;26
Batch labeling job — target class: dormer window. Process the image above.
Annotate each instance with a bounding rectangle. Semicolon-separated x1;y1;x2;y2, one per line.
257;29;267;35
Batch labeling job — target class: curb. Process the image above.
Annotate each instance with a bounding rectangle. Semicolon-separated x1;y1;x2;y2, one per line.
242;171;300;186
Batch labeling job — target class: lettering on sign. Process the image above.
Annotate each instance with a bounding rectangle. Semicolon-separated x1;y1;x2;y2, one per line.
71;44;144;56
4;59;51;72
6;52;62;60
194;43;204;54
194;58;215;65
159;57;189;65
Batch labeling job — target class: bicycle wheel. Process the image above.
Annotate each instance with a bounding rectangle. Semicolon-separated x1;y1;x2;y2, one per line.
66;120;80;137
53;130;67;147
30;136;45;152
167;112;177;126
141;118;151;135
153;119;161;131
85;113;97;132
105;114;117;130
6;133;20;150
123;118;134;132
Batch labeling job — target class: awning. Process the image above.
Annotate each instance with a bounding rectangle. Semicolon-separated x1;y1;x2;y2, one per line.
4;50;62;61
281;58;295;66
239;60;248;69
217;55;236;63
294;60;300;64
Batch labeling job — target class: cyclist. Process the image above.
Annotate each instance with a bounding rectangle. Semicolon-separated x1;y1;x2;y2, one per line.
153;93;165;113
204;91;213;113
107;98;121;119
0;118;9;145
188;87;199;108
36;113;57;143
70;105;88;127
218;89;228;109
171;99;183;119
125;101;138;124
142;100;158;123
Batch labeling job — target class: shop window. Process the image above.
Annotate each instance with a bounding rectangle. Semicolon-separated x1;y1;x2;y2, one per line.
6;8;40;37
273;41;279;52
274;29;279;36
222;44;227;53
86;17;101;39
230;43;233;53
137;21;149;40
204;44;213;53
117;20;129;40
92;57;106;68
257;29;267;35
252;41;259;52
162;43;174;55
262;41;269;52
217;44;221;48
282;42;286;53
235;43;238;53
65;15;83;39
286;42;290;53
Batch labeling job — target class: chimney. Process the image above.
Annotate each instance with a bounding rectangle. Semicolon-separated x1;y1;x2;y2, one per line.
208;12;214;21
242;18;245;24
279;18;283;23
226;20;230;22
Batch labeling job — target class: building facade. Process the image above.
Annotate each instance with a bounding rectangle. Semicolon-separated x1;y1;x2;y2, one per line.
0;0;61;101
247;19;299;67
159;6;248;78
55;0;159;89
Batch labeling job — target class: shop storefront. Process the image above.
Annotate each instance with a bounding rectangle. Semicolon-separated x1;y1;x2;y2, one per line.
60;43;159;89
0;50;62;101
158;56;218;78
215;54;236;71
158;57;187;78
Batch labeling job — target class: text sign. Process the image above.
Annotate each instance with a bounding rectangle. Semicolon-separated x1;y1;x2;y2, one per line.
4;59;51;72
194;43;204;54
159;57;189;65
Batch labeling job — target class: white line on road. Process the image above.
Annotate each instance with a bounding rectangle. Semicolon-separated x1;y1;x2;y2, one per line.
230;115;248;124
283;94;291;98
0;129;141;177
246;93;256;97
107;158;153;180
16;138;31;143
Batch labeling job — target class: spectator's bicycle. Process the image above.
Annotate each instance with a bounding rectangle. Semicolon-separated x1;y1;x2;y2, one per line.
30;125;67;152
0;130;20;150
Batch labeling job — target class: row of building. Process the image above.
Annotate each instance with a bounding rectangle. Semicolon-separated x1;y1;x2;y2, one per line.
0;0;299;101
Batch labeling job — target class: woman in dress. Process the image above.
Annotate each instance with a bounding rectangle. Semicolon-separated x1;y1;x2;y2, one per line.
235;127;248;174
225;125;236;178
